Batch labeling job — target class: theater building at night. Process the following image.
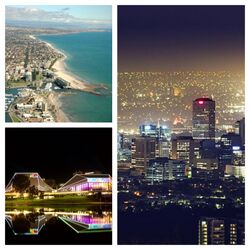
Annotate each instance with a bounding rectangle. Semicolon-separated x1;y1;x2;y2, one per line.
57;173;112;192
5;172;54;193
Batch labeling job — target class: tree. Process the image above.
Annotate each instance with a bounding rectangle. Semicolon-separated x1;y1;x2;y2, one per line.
12;175;30;195
12;214;30;234
39;191;45;199
27;185;39;199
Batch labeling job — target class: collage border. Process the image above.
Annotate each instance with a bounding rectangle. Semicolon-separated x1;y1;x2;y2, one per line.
1;0;248;248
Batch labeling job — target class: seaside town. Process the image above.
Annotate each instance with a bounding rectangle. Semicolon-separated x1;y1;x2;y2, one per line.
5;26;106;122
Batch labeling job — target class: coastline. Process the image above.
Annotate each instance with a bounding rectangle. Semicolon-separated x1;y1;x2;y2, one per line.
29;36;71;122
27;33;111;122
38;36;108;94
52;55;107;94
47;92;70;122
6;86;70;122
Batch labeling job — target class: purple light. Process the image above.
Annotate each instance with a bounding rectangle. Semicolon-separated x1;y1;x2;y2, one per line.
69;214;111;225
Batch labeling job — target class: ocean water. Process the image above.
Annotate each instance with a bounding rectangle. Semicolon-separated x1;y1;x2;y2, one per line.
39;32;112;122
5;88;19;122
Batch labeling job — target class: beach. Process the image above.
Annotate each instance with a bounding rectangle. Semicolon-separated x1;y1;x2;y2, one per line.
52;55;107;95
52;57;89;91
47;92;70;122
32;36;92;92
26;35;108;122
33;32;112;122
43;39;105;94
29;35;36;40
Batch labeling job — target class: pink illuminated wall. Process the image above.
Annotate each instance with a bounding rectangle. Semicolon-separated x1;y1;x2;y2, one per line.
70;179;111;192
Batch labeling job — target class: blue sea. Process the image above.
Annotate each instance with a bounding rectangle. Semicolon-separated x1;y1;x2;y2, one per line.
5;88;19;122
39;32;112;122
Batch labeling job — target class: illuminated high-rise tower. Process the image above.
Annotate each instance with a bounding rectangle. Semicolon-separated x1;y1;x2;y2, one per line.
192;98;215;140
131;136;157;173
199;217;245;245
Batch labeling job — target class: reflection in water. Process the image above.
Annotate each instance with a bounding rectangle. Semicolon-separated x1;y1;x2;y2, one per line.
59;211;112;233
5;212;51;235
5;208;112;235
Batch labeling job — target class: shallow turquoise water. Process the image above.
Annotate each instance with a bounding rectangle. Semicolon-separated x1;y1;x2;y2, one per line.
5;88;19;122
39;32;112;122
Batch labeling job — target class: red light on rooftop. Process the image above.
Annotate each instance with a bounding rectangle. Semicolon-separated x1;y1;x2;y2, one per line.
198;100;204;105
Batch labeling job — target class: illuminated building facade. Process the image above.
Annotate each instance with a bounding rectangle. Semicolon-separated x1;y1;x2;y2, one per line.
224;165;245;179
235;117;245;146
199;217;225;245
192;158;218;179
171;136;194;177
219;133;243;176
139;124;158;137
6;210;112;235
232;147;245;166
131;136;157;172
239;117;245;147
5;212;51;235
199;217;244;245
192;98;215;140
57;173;112;192
5;172;54;192
221;133;242;148
59;211;112;233
139;123;171;158
158;138;170;158
5;172;112;194
139;123;171;139
146;157;186;183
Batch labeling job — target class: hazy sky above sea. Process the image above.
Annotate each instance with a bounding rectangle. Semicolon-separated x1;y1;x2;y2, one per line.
118;6;245;72
6;5;112;30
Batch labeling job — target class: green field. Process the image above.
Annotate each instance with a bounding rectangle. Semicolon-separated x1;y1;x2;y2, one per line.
6;81;28;88
6;194;111;208
8;111;22;122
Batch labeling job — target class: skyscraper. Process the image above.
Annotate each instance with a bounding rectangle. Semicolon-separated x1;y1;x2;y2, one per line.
199;217;225;245
139;123;171;139
239;117;245;147
192;158;219;179
146;157;186;183
171;136;194;164
131;136;157;173
234;118;245;146
171;136;194;177
192;98;215;140
199;217;245;245
139;124;158;137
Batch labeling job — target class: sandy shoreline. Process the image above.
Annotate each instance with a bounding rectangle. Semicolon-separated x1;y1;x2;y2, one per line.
46;41;67;59
52;56;108;95
47;92;70;122
27;34;109;122
29;35;36;40
31;34;108;94
52;57;90;91
38;37;91;91
41;39;107;94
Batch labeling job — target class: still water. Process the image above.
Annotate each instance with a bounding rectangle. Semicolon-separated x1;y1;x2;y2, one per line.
6;206;112;244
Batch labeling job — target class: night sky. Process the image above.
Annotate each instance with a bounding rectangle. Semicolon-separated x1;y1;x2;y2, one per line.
5;128;112;183
118;6;244;72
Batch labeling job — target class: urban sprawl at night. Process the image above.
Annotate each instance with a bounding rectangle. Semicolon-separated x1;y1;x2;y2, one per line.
118;5;244;244
118;91;245;244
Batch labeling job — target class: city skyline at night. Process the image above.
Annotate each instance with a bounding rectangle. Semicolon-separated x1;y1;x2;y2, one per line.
118;6;244;132
118;5;245;245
